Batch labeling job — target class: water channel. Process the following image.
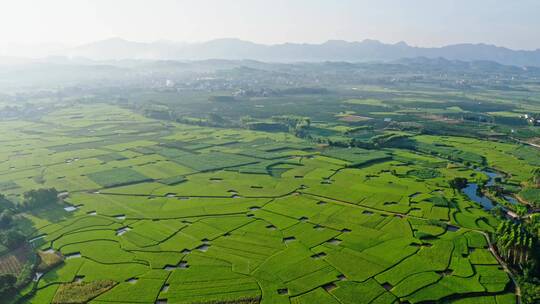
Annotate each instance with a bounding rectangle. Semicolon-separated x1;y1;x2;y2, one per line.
461;170;517;211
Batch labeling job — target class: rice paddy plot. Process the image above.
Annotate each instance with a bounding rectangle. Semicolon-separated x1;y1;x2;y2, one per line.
4;104;516;304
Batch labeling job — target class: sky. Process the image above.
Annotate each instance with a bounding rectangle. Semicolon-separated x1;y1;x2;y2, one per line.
1;0;539;56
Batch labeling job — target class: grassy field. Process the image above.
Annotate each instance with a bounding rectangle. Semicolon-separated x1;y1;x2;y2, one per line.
0;104;533;303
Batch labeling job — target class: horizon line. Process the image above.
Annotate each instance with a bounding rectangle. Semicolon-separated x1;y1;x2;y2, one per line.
2;37;540;53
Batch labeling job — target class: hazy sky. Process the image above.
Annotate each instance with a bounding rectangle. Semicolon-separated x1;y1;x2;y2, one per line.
1;0;539;53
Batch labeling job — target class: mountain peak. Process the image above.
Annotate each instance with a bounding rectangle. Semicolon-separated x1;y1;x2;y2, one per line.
394;41;409;47
205;38;256;44
361;39;383;45
324;40;349;45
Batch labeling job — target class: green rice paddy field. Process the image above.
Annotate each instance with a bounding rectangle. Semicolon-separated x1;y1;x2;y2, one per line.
2;104;538;303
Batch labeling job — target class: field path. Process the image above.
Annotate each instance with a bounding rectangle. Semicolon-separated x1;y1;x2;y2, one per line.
480;231;521;304
511;137;540;150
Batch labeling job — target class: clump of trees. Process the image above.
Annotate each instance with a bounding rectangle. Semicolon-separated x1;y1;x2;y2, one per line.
0;274;17;299
519;279;540;304
0;195;25;253
243;122;289;132
370;133;411;148
449;177;468;193
141;104;173;120
21;188;58;210
1;188;58;252
0;188;61;302
239;115;311;134
0;194;14;210
271;115;311;134
0;209;13;229
0;227;25;250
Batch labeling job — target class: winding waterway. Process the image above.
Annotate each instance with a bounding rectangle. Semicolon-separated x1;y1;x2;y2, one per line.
461;170;517;211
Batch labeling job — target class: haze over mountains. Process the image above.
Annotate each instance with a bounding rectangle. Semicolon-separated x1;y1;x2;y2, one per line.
58;38;540;67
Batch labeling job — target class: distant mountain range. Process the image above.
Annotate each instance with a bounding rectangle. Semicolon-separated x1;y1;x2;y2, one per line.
62;38;540;67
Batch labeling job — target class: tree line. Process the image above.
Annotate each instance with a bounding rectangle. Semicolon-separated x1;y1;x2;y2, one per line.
0;188;58;300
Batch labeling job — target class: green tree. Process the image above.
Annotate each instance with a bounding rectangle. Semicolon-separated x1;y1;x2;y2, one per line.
532;168;540;187
1;229;25;249
0;273;17;299
21;188;58;210
0;194;13;210
495;221;536;266
519;278;540;304
449;177;468;193
0;210;13;229
516;204;528;217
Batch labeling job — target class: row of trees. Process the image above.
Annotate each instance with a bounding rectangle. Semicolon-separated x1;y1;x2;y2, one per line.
495;221;535;266
494;220;540;304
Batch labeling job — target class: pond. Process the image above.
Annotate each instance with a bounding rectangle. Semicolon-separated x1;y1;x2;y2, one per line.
462;182;495;210
461;170;517;211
